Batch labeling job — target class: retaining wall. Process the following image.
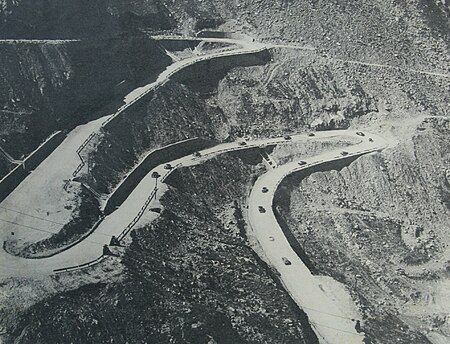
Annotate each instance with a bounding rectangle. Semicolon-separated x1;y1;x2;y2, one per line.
159;39;198;52
196;31;233;39
23;131;66;171
0;131;66;203
103;137;214;215
171;49;270;87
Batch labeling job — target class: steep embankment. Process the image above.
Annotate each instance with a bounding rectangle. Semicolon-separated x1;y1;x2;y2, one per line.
0;155;13;178
6;154;318;344
86;48;270;194
275;117;450;343
87;82;221;194
0;37;171;177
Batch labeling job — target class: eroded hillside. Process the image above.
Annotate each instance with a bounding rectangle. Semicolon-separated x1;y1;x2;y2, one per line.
275;117;450;343
5;154;318;344
0;0;449;343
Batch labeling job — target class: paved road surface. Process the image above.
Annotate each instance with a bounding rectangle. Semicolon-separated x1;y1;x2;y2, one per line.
0;36;268;266
247;131;389;344
0;129;389;344
0;130;373;277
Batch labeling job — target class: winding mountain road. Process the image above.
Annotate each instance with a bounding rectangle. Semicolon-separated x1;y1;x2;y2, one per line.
0;35;267;267
0;130;364;277
0;34;396;343
248;132;389;344
0;128;389;344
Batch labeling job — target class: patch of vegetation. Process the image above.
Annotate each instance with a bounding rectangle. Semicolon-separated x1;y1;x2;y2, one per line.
7;155;317;344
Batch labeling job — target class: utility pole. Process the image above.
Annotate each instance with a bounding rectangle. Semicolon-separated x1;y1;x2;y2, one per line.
151;171;161;197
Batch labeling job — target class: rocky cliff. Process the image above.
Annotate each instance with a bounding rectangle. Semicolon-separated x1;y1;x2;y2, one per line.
0;0;174;39
165;0;450;70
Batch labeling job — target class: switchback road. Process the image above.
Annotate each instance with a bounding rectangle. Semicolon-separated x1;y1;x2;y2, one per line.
248;132;389;344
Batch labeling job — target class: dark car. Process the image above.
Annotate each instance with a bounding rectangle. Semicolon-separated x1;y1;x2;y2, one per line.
238;141;247;146
308;132;315;137
298;160;307;166
164;163;172;170
369;138;374;142
261;187;269;193
283;134;292;140
356;131;365;137
341;151;349;156
282;257;292;265
258;206;266;213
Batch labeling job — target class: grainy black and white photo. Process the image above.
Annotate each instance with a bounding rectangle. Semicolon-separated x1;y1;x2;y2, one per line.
0;1;449;343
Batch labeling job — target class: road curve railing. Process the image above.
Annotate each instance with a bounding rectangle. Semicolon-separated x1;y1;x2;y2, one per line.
72;132;97;177
53;255;107;274
52;133;373;274
53;163;182;274
116;162;182;242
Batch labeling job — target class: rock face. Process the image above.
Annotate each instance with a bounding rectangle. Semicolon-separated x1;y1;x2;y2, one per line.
275;117;450;343
0;0;174;38
6;155;317;344
0;36;171;177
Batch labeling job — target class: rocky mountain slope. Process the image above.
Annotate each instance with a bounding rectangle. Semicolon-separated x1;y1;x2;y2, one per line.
165;0;450;69
275;117;450;343
5;154;318;344
0;0;173;39
1;0;449;343
0;36;171;178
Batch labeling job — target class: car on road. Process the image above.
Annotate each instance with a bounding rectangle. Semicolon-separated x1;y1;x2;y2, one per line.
268;236;275;241
258;206;266;213
164;163;172;170
356;131;365;137
369;138;374;142
341;151;349;156
238;141;247;146
282;257;292;265
283;134;292;140
308;132;315;137
262;187;269;193
298;160;307;166
193;151;201;157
